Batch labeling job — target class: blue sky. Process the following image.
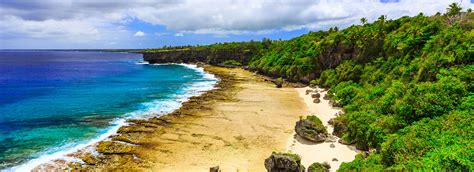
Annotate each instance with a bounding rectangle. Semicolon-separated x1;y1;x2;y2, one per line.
0;0;472;49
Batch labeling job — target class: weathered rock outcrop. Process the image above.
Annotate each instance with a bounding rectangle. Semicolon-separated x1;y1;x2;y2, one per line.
295;116;328;142
328;118;347;137
143;49;255;65
308;162;330;172
311;93;321;98
264;152;305;172
329;99;341;107
274;78;284;88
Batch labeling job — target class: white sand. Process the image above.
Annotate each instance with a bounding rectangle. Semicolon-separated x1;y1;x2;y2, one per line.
286;86;360;171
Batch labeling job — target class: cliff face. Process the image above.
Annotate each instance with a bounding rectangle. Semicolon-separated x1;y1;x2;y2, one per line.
143;49;255;65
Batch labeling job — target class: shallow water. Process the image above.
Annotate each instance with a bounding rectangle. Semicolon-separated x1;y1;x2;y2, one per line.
0;50;217;169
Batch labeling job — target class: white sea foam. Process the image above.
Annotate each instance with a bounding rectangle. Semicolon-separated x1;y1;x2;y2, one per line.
6;63;218;172
7;118;126;172
135;61;149;65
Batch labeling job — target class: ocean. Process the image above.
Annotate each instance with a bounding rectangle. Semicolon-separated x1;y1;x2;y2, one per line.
0;50;218;170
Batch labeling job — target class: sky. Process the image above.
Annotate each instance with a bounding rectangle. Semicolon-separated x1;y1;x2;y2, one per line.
0;0;472;49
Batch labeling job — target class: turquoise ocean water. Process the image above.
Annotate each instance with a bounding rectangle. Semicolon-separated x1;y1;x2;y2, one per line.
0;50;217;170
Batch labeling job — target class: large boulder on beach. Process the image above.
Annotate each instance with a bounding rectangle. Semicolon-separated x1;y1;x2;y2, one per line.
308;162;330;172
328;118;347;137
311;93;321;98
295;116;328;142
264;152;305;172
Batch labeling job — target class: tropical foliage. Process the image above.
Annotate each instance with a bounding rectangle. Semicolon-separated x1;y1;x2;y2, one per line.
147;3;473;170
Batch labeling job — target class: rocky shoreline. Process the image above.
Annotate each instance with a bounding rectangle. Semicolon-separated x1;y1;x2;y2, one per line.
39;64;306;171
63;65;238;170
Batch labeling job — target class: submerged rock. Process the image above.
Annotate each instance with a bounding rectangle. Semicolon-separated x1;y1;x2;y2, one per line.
295;116;328;142
264;152;305;172
305;89;314;95
308;162;330;172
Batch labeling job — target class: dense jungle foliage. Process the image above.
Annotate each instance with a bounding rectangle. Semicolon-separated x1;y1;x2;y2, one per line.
146;4;473;170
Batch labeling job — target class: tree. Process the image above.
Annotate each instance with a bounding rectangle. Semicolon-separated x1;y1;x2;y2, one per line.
468;8;472;13
262;37;272;49
446;3;462;16
378;15;386;22
361;17;368;25
445;3;462;25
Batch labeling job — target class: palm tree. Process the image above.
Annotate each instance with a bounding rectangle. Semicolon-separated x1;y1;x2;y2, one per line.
446;3;462;16
360;17;367;25
378;15;386;22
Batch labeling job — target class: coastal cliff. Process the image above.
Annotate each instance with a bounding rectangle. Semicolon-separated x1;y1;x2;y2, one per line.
143;45;259;65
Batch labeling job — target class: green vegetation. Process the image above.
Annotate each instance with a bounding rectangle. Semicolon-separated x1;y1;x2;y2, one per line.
272;152;302;163
222;59;241;66
304;115;327;135
308;162;331;172
146;3;473;170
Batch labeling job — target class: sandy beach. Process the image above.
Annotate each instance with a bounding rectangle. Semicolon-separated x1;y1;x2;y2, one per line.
286;87;360;171
66;65;307;171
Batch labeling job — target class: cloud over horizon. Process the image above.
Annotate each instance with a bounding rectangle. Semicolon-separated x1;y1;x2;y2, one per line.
134;31;146;37
0;0;472;48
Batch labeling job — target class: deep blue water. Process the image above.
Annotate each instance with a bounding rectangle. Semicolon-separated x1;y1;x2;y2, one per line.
0;50;217;170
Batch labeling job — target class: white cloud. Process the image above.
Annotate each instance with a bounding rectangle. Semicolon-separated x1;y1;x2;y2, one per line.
134;31;145;37
129;0;473;33
0;0;472;48
174;32;184;37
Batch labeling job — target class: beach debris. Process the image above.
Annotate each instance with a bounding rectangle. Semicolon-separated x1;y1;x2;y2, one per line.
313;98;321;103
264;152;305;172
332;158;338;162
308;162;330;172
311;93;321;98
210;166;221;172
330;143;335;148
295;115;328;142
